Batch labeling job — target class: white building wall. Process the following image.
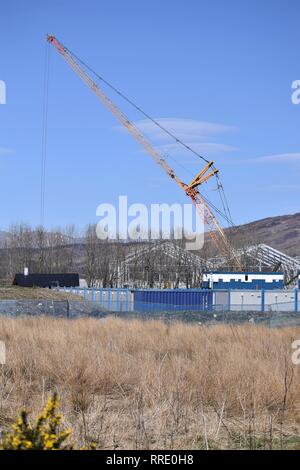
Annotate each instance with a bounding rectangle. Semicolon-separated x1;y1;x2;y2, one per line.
230;291;262;311
203;273;283;283
229;290;296;311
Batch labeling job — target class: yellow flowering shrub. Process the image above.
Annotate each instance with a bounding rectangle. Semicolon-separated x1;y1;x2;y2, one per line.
1;393;73;450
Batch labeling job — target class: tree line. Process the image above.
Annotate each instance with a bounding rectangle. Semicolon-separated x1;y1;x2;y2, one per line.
0;223;210;288
0;223;261;288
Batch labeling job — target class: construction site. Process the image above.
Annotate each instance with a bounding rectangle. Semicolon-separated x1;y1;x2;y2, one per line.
1;34;299;318
0;28;299;324
1;1;300;456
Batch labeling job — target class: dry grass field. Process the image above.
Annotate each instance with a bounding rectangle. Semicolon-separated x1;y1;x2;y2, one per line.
0;316;300;449
0;286;82;301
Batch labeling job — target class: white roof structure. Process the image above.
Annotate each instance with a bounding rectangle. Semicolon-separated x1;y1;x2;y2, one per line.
209;243;300;280
122;241;208;270
118;241;300;286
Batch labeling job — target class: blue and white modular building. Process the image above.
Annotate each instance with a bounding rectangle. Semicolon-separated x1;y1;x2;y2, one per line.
202;271;284;290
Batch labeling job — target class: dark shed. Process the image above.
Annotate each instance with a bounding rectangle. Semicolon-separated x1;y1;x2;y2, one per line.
13;273;80;288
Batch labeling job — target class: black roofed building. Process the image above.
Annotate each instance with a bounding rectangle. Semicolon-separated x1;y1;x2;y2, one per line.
13;273;79;288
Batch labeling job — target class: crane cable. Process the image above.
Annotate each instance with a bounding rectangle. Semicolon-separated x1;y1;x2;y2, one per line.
60;42;210;165
163;150;235;226
201;191;234;227
216;174;234;226
61;42;237;226
40;40;50;226
50;39;236;229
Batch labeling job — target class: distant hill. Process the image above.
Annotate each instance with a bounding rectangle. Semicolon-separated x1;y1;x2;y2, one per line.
0;212;299;258
226;212;300;257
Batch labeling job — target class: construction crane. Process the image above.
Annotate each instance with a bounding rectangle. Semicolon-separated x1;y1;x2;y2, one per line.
47;35;241;268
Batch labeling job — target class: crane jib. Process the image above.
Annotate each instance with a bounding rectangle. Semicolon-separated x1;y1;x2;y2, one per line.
46;35;242;268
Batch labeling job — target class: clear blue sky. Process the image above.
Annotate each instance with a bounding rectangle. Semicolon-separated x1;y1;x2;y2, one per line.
0;0;299;232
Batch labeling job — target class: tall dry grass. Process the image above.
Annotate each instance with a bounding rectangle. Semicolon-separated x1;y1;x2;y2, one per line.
0;316;300;449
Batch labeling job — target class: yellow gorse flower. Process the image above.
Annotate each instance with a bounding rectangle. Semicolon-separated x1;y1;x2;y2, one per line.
0;393;75;450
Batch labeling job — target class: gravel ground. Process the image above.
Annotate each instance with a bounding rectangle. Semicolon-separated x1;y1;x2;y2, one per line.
69;304;300;327
0;296;299;327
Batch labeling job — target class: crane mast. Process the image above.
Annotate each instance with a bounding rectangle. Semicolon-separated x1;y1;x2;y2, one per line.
47;35;241;268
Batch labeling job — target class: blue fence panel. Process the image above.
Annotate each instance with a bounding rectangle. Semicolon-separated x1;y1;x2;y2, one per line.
133;289;213;312
62;287;300;314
